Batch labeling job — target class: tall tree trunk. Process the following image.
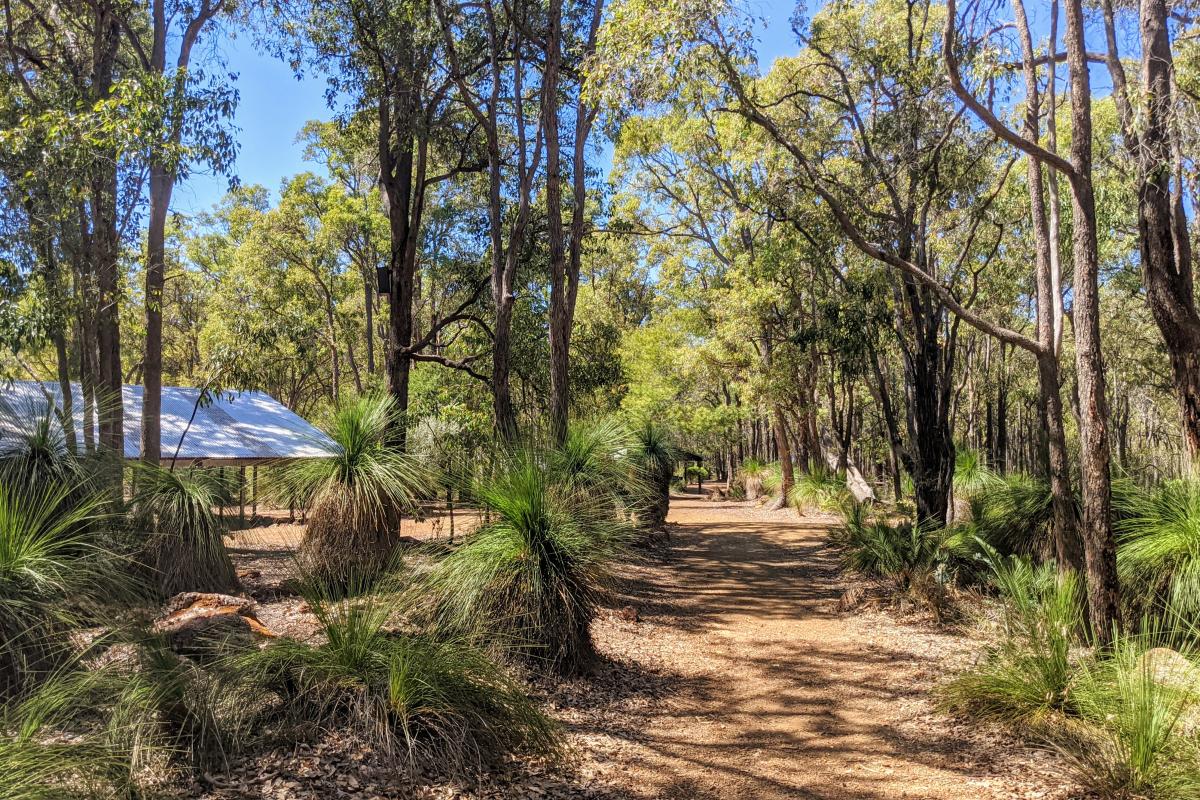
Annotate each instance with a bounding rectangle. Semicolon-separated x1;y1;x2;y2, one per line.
546;0;603;445
91;6;123;456
1132;0;1200;463
1065;0;1120;639
1013;0;1084;572
543;0;568;444
142;161;170;465
53;328;76;455
364;274;376;374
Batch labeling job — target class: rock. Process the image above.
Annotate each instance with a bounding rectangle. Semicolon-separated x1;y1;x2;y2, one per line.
1136;647;1200;693
1133;647;1200;734
153;592;276;656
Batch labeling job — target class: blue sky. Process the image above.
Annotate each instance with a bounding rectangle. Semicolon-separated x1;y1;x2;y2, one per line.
175;2;801;215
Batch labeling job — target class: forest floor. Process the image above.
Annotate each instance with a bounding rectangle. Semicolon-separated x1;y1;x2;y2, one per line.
213;488;1077;800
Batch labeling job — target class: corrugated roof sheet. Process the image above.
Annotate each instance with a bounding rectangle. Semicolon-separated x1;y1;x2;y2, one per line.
0;381;339;463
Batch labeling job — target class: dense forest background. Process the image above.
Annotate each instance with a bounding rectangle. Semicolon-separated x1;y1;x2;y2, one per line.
4;0;1200;631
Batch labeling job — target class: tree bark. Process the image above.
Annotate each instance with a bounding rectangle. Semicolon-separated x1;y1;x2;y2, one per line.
1012;0;1084;572
1064;0;1120;639
1131;0;1200;463
143;161;170;464
546;0;603;445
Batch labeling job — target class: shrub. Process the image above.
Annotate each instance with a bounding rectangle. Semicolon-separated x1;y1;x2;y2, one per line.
267;394;429;588
132;464;238;597
235;578;559;771
837;504;952;616
417;447;633;675
940;558;1084;724
1054;629;1200;799
788;465;849;514
1113;477;1200;619
0;481;127;697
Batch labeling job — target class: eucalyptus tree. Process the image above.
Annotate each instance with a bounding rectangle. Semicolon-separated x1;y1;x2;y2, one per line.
544;0;606;444
602;0;1019;527
1088;0;1200;464
272;0;487;442
943;0;1118;636
299;120;388;376
594;0;1103;592
434;0;547;439
190;185;342;414
0;0;137;454
613;104;802;499
132;0;238;466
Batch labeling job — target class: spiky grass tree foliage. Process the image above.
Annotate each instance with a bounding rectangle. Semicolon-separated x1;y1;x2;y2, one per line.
549;417;643;501
0;401;124;511
1113;478;1200;619
0;669;142;800
629;420;676;532
787;465;849;514
836;503;953;615
940;558;1084;724
0;410;82;492
420;447;634;676
759;462;784;497
962;473;1060;560
234;576;559;771
269;394;428;588
1055;628;1200;799
0;482;126;697
952;449;996;502
737;458;767;500
132;464;238;597
0;635;260;799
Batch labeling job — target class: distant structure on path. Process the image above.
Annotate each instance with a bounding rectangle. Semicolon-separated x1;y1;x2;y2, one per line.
0;381;338;467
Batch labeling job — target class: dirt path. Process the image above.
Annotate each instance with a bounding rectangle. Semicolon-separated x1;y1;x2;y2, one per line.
573;492;1069;800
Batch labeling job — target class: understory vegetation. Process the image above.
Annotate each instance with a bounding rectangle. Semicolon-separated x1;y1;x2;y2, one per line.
0;410;664;796
821;450;1200;795
7;0;1200;794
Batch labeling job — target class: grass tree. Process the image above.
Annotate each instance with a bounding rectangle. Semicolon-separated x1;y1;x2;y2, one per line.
132;465;238;597
0;481;126;696
1113;478;1200;618
234;575;560;770
419;441;634;675
268;394;428;588
941;558;1084;724
628;419;676;532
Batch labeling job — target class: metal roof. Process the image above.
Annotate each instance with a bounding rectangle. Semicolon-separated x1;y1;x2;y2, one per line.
0;381;339;465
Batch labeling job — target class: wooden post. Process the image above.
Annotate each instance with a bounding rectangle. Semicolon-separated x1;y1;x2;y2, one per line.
239;465;246;526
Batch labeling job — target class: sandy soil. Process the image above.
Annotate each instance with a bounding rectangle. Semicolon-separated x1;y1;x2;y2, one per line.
212;489;1073;800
